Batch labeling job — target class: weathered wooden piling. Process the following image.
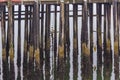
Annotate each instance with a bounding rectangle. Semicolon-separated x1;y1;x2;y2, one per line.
23;5;28;80
88;3;93;78
17;5;21;80
118;3;120;79
40;4;44;80
1;5;8;80
103;3;112;80
28;5;34;80
45;4;50;80
96;3;102;80
7;0;15;79
54;4;57;80
33;2;41;79
57;2;65;80
113;1;119;79
73;4;78;80
81;1;92;80
64;4;70;80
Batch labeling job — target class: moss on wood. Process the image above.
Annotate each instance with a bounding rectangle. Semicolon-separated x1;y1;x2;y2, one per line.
29;46;34;59
82;43;90;56
58;45;64;58
2;48;6;60
34;48;40;65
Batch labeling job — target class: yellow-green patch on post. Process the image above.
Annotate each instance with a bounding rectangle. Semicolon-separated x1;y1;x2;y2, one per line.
82;43;90;56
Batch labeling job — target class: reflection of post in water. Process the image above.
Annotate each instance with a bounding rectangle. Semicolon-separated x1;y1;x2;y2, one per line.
64;4;70;80
81;1;92;80
57;2;65;80
73;4;78;80
17;5;21;80
113;1;119;80
45;4;50;80
96;3;102;80
7;0;14;79
23;5;28;80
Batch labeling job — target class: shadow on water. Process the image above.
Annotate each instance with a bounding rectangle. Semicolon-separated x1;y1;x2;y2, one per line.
0;2;119;80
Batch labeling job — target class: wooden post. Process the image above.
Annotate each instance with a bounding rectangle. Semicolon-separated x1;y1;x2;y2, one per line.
118;3;120;80
17;5;21;80
1;5;8;80
96;3;102;80
33;2;41;79
113;1;119;79
57;2;65;80
54;4;57;80
23;5;28;80
28;5;34;80
45;4;50;80
103;4;112;80
73;4;78;80
88;4;93;79
64;4;70;80
81;1;92;80
7;0;14;79
40;4;44;80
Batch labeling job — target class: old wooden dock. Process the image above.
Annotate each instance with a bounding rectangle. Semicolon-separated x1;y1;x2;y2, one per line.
0;0;120;80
